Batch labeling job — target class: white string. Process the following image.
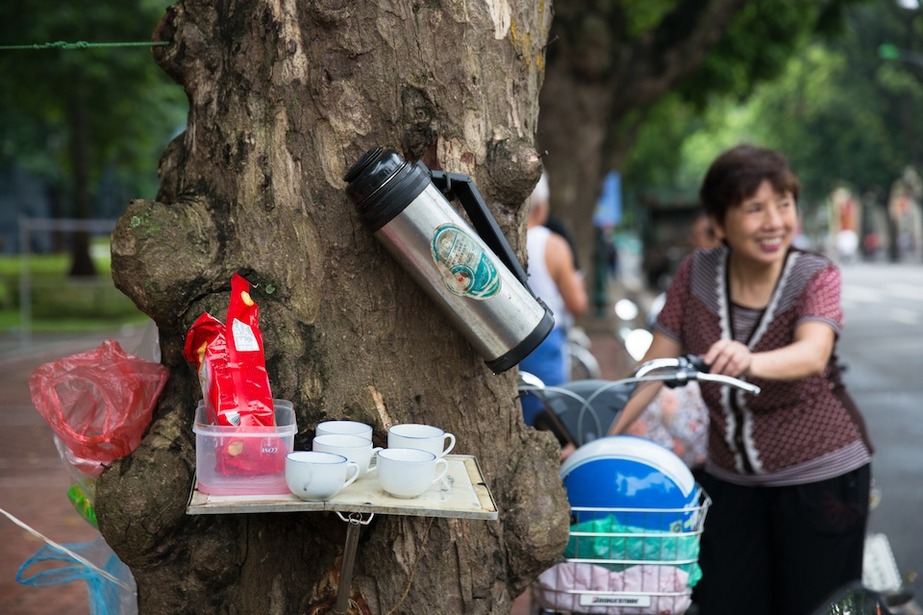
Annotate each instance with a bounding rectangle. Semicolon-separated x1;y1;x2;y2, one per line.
0;505;133;591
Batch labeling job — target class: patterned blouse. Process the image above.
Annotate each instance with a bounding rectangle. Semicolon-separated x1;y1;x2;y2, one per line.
655;246;872;486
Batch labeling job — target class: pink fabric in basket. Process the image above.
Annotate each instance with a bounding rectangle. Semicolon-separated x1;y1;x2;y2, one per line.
535;562;691;614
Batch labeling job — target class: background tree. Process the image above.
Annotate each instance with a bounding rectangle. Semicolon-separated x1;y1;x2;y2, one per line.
621;0;923;258
727;1;922;205
0;0;185;274
99;2;568;614
538;0;866;275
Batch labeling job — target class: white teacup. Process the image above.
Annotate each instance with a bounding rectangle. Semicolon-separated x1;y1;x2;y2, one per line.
312;433;382;475
315;420;373;440
285;451;359;501
388;423;456;458
376;448;448;499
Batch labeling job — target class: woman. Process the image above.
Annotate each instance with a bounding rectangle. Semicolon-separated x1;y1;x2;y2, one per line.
610;144;873;614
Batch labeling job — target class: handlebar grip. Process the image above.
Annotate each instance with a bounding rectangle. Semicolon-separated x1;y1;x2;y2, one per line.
699;373;761;395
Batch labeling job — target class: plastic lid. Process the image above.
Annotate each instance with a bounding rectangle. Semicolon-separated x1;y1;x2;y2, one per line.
343;147;400;200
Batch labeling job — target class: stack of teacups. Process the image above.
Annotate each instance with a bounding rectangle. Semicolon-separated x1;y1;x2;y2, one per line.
285;420;456;501
286;420;377;501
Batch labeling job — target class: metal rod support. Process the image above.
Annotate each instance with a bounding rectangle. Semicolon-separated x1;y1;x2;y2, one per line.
333;512;374;615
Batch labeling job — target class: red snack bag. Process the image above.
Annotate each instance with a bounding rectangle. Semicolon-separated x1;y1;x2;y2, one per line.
184;274;284;477
184;313;235;426
183;274;275;428
225;273;274;427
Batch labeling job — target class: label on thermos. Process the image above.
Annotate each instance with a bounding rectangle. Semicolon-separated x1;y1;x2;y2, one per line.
431;224;501;300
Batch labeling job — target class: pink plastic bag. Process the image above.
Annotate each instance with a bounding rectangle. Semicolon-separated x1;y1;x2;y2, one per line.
29;340;169;476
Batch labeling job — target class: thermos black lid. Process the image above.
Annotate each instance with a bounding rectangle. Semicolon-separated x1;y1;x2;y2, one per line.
344;147;431;232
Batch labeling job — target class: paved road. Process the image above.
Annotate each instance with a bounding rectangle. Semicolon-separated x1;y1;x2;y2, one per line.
839;262;923;595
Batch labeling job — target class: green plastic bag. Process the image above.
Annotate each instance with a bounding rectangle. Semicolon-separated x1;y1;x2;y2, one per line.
564;514;703;586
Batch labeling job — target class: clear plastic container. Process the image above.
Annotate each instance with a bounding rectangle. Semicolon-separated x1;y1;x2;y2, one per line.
193;399;297;495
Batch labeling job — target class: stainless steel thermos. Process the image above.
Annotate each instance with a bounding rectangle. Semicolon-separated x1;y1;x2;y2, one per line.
344;147;554;374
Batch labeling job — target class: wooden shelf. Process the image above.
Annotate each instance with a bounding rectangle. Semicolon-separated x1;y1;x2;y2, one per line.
186;454;498;521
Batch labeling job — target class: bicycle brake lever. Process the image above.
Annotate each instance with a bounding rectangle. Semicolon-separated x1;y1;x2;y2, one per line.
663;374;690;389
679;354;761;394
664;357;696;389
683;354;710;373
664;355;708;389
664;354;708;389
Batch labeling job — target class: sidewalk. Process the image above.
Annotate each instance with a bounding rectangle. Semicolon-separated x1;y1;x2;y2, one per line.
0;326;148;615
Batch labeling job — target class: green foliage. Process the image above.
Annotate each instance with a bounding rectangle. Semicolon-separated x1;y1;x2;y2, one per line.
0;247;144;330
565;0;869;200
28;279;141;320
618;95;704;197
0;0;187;203
622;0;923;212
621;0;676;39
677;0;859;108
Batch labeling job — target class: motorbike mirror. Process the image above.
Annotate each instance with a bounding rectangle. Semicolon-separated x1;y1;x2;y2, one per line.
614;298;639;321
519;371;545;390
624;329;653;362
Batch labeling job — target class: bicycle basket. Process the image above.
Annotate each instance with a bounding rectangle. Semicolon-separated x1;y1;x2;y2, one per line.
531;491;709;615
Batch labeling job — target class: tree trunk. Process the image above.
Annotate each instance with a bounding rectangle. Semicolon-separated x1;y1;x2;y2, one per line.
99;2;569;614
536;62;615;280
537;0;748;288
67;76;97;278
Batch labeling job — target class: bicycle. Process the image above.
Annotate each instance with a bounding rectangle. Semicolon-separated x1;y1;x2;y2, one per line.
566;327;601;381
519;356;757;615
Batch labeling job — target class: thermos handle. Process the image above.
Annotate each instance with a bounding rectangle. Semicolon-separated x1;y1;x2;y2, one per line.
429;170;532;291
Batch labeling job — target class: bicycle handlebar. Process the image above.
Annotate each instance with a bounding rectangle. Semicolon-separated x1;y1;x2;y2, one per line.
633;354;761;396
518;354;760;447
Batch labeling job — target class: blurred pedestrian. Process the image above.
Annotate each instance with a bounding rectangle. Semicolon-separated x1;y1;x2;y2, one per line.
836;228;859;263
544;215;581;272
689;210;719;251
610;144;873;615
519;172;588;456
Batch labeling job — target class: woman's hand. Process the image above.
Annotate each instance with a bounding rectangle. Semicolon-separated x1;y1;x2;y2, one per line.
703;338;752;378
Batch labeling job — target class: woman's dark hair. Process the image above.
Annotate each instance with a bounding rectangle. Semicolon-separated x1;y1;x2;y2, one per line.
699;144;801;225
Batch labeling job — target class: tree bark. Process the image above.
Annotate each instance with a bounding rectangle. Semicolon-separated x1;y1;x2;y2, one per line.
99;1;569;613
